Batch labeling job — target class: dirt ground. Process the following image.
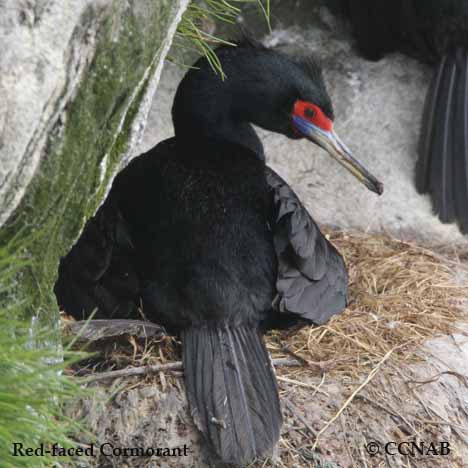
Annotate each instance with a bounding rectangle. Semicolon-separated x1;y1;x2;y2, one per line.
66;232;468;468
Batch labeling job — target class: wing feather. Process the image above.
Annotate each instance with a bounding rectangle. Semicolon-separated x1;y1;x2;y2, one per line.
266;167;348;325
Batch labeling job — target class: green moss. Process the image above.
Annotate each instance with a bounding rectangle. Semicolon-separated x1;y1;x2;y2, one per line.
0;0;177;331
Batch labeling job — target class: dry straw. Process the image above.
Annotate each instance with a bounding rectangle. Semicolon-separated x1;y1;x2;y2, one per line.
267;230;468;378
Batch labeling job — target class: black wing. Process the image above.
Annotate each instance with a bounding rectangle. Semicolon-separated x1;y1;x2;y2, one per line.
265;167;348;326
55;139;177;320
417;48;468;233
54;200;141;320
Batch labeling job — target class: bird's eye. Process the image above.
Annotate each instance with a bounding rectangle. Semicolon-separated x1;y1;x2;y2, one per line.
304;108;315;119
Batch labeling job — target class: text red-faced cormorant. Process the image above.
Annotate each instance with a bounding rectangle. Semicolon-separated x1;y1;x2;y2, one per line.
328;0;468;233
55;40;382;465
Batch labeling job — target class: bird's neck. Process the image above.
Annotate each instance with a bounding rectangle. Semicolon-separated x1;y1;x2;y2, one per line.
172;67;266;161
175;112;265;160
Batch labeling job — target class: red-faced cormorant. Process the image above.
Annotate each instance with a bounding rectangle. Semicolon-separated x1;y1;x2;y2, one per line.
55;40;382;465
328;0;468;233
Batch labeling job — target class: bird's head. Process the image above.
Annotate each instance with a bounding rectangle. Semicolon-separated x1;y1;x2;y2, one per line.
234;42;383;195
173;40;383;195
289;98;383;195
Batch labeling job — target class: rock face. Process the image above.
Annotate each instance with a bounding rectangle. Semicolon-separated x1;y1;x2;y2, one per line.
0;0;189;323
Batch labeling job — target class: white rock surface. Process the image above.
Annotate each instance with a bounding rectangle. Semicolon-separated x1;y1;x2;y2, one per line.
0;1;100;225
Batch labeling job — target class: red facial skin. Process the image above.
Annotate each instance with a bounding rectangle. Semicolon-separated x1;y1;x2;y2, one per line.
293;100;333;132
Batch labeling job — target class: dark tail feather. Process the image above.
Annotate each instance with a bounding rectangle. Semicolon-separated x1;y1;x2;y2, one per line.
417;48;468;231
416;56;447;193
453;49;468;233
182;324;282;466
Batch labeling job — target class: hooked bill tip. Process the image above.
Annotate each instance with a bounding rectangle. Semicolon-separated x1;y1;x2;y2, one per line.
370;180;384;196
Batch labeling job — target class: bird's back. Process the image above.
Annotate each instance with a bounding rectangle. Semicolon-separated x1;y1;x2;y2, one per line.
112;138;277;330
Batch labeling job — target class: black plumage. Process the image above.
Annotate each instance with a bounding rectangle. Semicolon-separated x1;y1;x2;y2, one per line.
266;168;348;326
55;40;382;465
328;0;468;232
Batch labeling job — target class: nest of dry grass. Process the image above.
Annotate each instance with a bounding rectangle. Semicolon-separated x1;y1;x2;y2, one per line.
262;230;468;468
268;229;467;376
65;230;468;468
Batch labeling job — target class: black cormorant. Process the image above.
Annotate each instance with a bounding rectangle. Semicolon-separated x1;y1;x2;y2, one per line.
328;0;468;233
55;40;382;465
